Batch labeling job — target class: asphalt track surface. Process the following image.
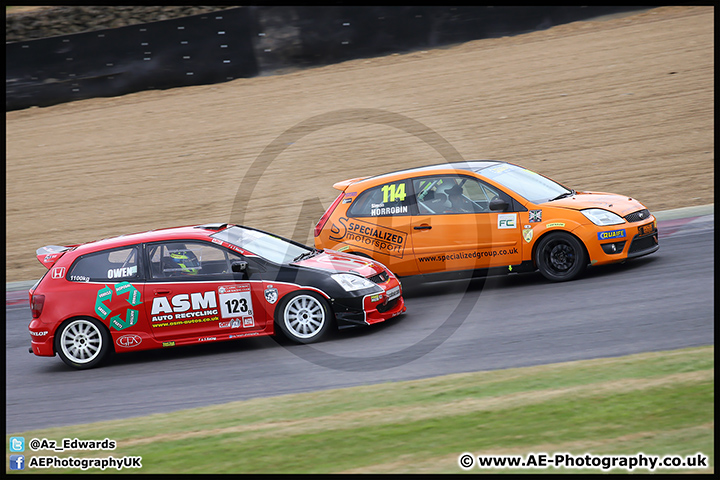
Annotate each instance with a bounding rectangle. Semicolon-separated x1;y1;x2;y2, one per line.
5;207;714;434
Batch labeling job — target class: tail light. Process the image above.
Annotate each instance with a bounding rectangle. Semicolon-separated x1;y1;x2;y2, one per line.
314;193;344;237
31;294;45;319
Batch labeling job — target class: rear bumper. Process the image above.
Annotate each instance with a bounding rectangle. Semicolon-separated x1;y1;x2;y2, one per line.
29;319;55;356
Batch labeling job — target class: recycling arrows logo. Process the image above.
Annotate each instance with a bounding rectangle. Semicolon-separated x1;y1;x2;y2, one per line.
95;282;142;331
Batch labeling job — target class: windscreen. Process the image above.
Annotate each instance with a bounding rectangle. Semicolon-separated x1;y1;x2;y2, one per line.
211;226;311;265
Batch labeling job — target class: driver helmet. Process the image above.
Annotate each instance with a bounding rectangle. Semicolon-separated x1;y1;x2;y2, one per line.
168;248;200;275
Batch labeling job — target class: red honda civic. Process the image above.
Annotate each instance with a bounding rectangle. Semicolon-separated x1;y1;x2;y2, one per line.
28;223;405;369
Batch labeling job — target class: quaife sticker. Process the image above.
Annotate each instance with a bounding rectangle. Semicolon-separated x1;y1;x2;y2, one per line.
598;229;626;240
328;217;407;258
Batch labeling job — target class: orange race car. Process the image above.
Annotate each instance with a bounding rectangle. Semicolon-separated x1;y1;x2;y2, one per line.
314;161;658;282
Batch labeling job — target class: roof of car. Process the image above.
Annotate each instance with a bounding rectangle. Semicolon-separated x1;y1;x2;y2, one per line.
68;224;230;254
338;161;504;189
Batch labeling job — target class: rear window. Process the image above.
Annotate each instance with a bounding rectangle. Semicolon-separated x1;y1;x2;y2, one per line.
347;179;414;217
68;246;139;282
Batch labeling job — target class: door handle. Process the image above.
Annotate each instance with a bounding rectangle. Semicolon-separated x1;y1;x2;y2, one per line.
154;289;171;295
414;225;432;230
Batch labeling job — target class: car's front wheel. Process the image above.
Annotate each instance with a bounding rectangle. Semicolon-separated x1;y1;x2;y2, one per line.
276;291;333;344
55;317;111;369
535;232;587;282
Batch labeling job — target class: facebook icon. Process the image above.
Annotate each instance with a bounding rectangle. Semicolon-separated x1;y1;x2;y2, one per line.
10;455;25;470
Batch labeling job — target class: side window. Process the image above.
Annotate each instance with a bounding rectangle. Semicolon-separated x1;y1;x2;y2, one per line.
414;176;506;214
347;179;413;217
68;246;140;282
147;241;243;280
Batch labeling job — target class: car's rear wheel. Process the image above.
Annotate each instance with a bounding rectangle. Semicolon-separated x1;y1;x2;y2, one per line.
55;317;111;369
276;291;332;344
535;232;587;282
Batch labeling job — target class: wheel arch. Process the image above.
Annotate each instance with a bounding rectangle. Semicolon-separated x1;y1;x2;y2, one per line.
346;250;373;260
53;315;115;355
530;228;589;269
273;288;335;324
273;288;336;343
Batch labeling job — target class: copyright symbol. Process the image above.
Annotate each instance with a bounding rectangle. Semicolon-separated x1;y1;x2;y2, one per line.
30;438;41;450
459;453;475;469
233;108;483;372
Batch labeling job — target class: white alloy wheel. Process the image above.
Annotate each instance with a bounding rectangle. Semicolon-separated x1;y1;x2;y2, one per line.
279;292;331;343
57;318;109;369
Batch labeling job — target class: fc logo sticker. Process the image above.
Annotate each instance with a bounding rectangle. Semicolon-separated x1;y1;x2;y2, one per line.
498;214;517;229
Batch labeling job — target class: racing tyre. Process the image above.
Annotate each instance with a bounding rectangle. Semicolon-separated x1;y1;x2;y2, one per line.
55;317;111;369
535;232;587;282
276;291;333;344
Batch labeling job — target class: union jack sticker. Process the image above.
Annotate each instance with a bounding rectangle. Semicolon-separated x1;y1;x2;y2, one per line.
529;210;542;223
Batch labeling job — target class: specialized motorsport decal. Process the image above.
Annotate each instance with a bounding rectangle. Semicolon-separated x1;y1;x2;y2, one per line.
95;282;142;331
150;284;255;328
328;217;407;258
546;222;566;228
529;210;542;222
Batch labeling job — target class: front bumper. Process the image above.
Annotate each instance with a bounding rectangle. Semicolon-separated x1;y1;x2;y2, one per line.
582;216;659;266
332;278;406;327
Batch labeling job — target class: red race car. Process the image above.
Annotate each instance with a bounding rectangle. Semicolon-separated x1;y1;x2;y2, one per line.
28;223;405;369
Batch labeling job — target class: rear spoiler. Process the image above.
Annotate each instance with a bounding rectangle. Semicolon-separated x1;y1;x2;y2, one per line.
36;245;75;269
332;176;369;191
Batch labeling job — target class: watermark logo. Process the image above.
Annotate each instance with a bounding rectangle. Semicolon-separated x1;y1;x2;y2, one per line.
231;108;492;371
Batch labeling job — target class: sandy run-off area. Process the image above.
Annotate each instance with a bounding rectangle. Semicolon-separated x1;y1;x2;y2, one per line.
6;6;713;283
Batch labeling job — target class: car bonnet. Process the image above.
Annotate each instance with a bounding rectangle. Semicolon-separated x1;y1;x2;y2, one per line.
293;250;385;277
545;191;649;216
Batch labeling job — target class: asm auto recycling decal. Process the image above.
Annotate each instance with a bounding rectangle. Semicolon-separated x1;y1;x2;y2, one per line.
328;217;407;258
95;282;142;331
150;284;254;329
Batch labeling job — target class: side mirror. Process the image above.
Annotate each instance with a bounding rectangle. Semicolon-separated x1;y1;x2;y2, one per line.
231;261;248;273
489;197;509;211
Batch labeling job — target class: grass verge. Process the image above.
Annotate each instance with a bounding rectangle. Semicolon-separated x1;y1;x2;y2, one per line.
6;345;713;474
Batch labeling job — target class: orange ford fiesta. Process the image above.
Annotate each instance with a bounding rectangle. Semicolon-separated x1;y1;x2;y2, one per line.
314;161;658;282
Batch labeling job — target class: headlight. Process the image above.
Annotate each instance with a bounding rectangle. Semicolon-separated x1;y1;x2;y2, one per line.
581;208;625;226
331;273;377;292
